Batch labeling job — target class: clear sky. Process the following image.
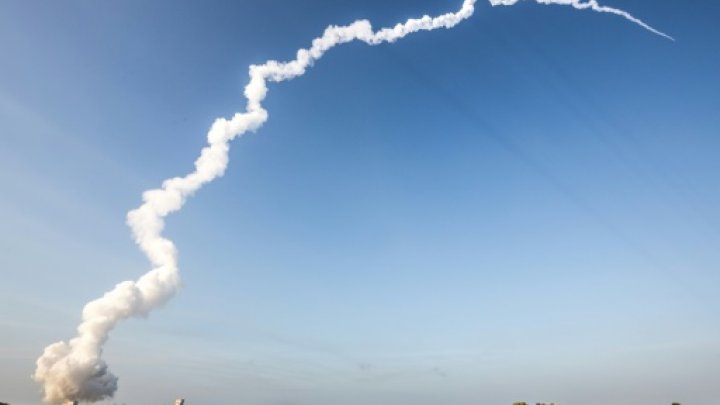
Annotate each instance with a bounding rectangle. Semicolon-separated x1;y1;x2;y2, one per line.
1;1;719;404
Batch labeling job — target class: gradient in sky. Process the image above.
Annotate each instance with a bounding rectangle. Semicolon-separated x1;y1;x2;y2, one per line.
1;1;719;404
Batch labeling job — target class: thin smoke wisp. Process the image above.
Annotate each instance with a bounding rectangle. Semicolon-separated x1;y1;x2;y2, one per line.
489;0;674;40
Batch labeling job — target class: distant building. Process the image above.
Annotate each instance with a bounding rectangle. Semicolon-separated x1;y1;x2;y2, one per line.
62;401;78;405
174;399;185;405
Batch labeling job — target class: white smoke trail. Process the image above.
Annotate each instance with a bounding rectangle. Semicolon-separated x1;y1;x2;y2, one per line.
489;0;674;41
33;0;669;403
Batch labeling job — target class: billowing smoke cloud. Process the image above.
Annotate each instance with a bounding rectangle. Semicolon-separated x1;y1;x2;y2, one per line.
33;0;668;403
489;0;674;40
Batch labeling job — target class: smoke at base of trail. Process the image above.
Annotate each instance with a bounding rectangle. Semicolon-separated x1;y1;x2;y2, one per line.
32;0;670;403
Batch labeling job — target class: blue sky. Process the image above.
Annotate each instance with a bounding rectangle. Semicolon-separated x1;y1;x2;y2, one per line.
1;1;719;404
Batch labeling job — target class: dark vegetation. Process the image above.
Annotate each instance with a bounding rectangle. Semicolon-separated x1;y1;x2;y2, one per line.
0;400;686;404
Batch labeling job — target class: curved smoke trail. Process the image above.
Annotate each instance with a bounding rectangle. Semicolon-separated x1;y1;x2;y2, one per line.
490;0;674;41
33;0;669;403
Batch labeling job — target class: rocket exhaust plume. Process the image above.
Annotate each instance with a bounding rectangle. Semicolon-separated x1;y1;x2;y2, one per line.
33;0;669;403
489;0;674;41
